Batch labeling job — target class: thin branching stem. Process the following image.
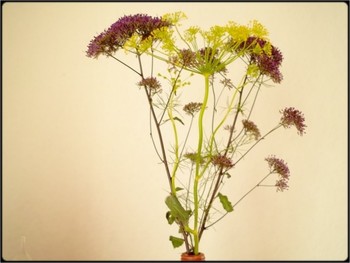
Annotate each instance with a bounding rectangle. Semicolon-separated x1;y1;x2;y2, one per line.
136;52;172;188
158;67;184;124
233;172;272;208
233;124;282;166
107;52;141;76
198;73;248;240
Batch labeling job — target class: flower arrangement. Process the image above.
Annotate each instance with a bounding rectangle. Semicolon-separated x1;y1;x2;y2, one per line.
86;12;306;258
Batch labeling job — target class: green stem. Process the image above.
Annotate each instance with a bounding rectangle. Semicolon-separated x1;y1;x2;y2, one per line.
198;74;248;240
168;91;179;194
193;74;210;255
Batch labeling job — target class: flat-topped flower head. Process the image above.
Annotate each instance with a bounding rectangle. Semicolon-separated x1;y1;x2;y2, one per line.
86;14;172;58
275;179;289;192
138;77;162;95
234;36;283;83
242;119;261;140
212;154;234;170
254;46;283;83
248;37;283;83
171;49;198;68
170;47;225;75
265;156;290;180
280;107;307;136
183;102;203;116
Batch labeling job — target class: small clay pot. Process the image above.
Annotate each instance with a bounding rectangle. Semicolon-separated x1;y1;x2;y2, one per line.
181;252;205;261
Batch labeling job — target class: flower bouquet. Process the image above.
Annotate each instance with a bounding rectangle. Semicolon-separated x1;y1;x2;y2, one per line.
86;12;306;259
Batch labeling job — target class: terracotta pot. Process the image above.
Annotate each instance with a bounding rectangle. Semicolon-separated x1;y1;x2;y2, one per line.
181;252;205;261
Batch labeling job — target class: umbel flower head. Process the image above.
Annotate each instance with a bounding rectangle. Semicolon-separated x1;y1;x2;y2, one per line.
242;119;261;140
183;102;203;116
242;37;284;83
170;47;225;74
138;77;162;96
280;107;307;136
265;155;290;192
265;155;290;180
212;154;234;170
275;179;289;192
86;14;172;58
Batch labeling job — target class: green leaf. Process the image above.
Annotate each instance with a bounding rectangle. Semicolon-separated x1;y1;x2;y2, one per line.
174;117;185;125
169;236;184;248
162;117;184;126
166;211;175;225
165;195;190;225
175;187;184;192
218;193;234;213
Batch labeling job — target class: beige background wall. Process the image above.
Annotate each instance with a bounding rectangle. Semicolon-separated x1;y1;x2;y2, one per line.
3;3;347;260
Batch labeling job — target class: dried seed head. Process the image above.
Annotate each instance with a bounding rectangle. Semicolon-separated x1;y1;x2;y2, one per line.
212;154;234;169
280;107;307;136
183;102;203;116
265;155;290;180
138;77;162;95
242;119;261;140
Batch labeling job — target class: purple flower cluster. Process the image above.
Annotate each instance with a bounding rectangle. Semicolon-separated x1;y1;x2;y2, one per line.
265;156;290;192
171;47;225;73
212;154;234;170
238;37;283;83
254;45;283;83
280;107;307;136
265;156;290;179
138;77;162;95
275;179;289;192
249;38;283;83
86;14;172;58
242;119;261;140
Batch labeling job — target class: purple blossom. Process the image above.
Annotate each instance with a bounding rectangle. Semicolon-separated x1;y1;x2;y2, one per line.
242;119;261;140
212;154;234;170
171;47;225;73
241;36;267;50
253;46;283;83
265;156;290;180
237;37;283;83
138;77;162;95
175;49;198;68
86;14;172;58
275;179;289;192
251;45;283;83
280;107;307;136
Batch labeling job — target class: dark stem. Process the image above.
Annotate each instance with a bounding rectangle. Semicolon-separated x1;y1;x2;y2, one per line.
203;212;228;230
203;172;273;231
231;75;262;142
198;74;248;240
200;126;283;232
136;52;191;254
224;75;247;155
149;109;163;161
136;53;172;187
107;52;141;76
